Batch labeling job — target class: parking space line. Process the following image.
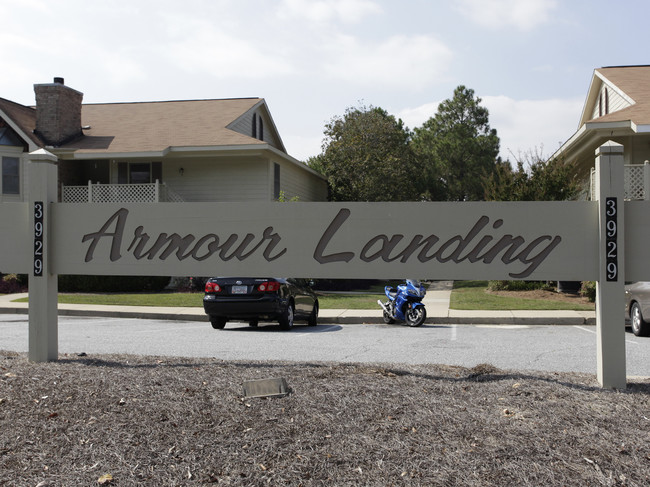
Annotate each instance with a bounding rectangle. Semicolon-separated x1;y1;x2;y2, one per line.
574;325;639;345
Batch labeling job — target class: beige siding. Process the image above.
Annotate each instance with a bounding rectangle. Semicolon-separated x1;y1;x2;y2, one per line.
274;159;328;202
229;109;282;150
590;84;631;119
162;158;270;202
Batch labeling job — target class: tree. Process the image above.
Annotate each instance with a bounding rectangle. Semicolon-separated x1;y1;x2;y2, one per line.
316;105;421;201
484;149;581;201
412;86;500;201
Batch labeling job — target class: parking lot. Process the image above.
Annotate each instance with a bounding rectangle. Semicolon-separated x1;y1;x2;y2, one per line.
1;314;648;377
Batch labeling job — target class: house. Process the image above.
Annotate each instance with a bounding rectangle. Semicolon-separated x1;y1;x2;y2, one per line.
0;77;327;203
553;65;650;200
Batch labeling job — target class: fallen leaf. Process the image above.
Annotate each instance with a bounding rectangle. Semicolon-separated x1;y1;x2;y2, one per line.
97;473;113;485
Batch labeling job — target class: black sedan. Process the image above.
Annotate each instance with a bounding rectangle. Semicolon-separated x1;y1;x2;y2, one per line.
203;277;319;330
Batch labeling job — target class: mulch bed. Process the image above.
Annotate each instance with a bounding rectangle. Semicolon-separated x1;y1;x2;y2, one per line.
1;351;649;486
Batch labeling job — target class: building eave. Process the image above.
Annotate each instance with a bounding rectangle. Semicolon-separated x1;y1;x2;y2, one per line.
50;144;325;180
0;107;40;152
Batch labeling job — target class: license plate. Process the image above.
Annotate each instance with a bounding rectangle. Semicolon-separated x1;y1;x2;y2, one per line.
231;285;248;294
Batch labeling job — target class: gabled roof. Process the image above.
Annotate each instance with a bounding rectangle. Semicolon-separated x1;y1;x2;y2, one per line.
553;66;650;176
64;97;281;156
580;65;650;127
0;97;40;148
0;95;288;157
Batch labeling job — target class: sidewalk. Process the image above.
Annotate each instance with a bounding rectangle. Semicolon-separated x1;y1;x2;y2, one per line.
0;282;596;326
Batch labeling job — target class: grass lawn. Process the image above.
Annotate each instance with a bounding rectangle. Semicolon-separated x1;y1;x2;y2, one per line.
450;280;595;311
13;292;384;309
10;281;595;311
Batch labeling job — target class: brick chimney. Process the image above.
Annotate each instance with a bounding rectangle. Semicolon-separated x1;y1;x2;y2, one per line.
34;77;83;146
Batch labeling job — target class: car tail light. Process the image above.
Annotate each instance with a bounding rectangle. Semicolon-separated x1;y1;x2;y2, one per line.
258;281;281;292
205;282;222;293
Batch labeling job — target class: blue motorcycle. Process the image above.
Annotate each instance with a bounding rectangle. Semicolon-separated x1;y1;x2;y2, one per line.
377;279;427;327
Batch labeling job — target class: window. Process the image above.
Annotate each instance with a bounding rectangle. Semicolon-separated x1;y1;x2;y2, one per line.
117;162;162;184
2;156;19;194
274;163;280;199
599;93;603;117
129;163;151;184
252;113;257;138
259;118;264;141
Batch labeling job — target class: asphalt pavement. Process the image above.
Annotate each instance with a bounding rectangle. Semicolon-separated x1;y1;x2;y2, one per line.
0;281;596;326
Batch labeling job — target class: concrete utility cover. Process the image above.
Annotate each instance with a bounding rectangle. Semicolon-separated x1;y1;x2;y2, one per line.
243;378;290;398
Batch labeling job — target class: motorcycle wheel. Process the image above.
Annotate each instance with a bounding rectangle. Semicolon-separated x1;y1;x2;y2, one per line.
405;306;426;327
383;310;395;324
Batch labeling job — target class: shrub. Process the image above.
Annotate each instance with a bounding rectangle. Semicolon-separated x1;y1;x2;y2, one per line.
58;275;171;293
580;281;596;302
0;274;26;294
487;280;554;292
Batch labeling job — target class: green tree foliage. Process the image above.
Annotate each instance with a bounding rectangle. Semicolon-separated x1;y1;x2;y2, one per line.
412;86;500;201
316;105;421;201
484;150;581;201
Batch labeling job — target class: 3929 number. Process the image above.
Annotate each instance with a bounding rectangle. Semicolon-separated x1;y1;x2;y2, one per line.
605;197;618;281
34;202;44;277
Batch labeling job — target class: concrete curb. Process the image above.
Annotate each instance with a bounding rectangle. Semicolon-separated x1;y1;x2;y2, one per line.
0;305;597;326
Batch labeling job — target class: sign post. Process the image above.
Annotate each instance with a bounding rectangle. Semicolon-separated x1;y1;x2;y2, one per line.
595;142;626;389
27;149;58;362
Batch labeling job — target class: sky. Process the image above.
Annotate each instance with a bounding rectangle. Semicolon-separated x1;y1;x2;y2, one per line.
1;0;649;163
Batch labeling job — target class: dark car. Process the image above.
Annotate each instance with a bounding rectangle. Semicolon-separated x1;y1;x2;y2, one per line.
203;277;319;330
625;282;650;337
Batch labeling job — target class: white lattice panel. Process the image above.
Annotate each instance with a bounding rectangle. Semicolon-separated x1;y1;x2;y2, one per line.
62;182;184;203
625;165;645;200
92;183;156;203
160;184;185;202
62;186;89;203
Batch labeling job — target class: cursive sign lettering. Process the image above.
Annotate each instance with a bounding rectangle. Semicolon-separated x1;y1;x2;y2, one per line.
81;206;562;279
313;209;561;278
82;208;287;263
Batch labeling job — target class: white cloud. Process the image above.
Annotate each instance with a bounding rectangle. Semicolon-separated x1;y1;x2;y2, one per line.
283;133;325;161
397;102;440;130
160;15;297;79
277;0;382;23
482;95;583;159
398;95;584;160
455;0;557;31
324;34;453;90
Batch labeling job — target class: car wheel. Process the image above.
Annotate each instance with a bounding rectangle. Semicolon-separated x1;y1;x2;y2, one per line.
210;317;226;329
405;306;426;327
249;320;259;327
307;301;319;326
630;302;650;337
279;303;295;330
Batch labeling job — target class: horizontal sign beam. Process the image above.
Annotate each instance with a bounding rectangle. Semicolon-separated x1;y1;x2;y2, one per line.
0;203;30;274
48;201;599;280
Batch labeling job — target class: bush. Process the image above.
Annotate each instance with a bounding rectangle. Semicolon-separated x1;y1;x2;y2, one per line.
0;274;27;294
487;280;554;292
580;281;596;302
58;275;171;293
311;279;381;291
